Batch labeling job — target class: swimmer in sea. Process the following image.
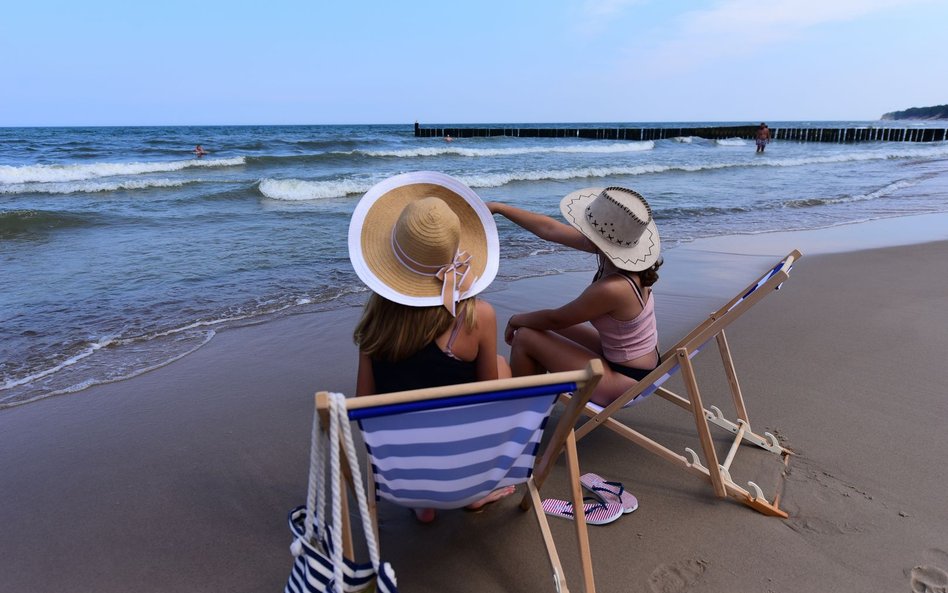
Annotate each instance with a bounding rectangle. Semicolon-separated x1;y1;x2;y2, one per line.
194;144;207;157
755;123;771;153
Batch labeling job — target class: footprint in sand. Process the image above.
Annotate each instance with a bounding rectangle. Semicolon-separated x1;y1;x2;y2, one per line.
647;559;708;593
910;548;948;593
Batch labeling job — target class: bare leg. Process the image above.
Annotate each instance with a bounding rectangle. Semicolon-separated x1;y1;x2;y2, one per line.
413;508;436;523
553;323;603;355
509;328;639;405
496;354;512;379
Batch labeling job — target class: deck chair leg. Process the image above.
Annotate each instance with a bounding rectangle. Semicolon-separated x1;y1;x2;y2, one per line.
338;445;355;560
366;450;379;546
341;483;353;559
527;479;571;593
715;330;749;424
321;415;357;560
564;430;595;593
677;348;727;498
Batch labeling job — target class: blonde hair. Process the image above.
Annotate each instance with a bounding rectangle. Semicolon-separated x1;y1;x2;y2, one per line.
354;293;477;362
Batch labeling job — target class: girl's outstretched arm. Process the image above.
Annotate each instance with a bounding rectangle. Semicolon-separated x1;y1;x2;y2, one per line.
504;278;623;344
487;201;596;253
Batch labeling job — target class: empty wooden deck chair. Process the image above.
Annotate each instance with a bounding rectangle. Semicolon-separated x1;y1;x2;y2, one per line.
561;250;802;518
318;360;605;593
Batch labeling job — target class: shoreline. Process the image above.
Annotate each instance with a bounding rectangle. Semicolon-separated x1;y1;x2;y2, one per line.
6;210;948;411
3;215;948;592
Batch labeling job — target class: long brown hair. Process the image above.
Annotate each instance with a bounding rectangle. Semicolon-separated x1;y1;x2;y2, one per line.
594;254;663;287
638;256;663;287
353;293;477;362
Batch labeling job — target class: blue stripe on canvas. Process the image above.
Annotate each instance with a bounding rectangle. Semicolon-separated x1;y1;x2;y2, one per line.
365;426;540;458
358;395;555;431
372;454;527;481
375;471;531;502
347;382;574;420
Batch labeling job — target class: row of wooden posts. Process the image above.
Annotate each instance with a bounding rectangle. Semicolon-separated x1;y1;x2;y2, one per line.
413;122;948;143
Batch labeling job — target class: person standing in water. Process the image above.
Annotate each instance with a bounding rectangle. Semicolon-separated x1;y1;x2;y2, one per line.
756;123;771;153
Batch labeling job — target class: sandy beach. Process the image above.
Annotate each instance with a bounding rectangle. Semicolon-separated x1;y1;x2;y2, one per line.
3;214;948;593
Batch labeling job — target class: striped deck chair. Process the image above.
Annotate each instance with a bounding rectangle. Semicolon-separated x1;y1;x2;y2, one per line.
561;250;802;518
319;360;605;593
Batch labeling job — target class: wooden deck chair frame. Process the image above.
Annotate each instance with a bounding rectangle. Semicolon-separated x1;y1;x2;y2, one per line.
316;359;605;593
561;250;802;518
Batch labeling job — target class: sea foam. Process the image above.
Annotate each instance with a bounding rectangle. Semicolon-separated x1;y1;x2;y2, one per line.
258;144;948;200
0;157;245;184
257;177;374;200
0;177;200;195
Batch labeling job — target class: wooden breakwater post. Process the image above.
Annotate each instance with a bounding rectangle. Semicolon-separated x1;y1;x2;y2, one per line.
414;124;948;143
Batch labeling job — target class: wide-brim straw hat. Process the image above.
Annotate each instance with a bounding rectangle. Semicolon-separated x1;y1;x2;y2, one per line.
560;186;660;271
348;171;499;312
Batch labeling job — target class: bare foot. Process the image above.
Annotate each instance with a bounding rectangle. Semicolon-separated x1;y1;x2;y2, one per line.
466;485;517;511
413;508;436;523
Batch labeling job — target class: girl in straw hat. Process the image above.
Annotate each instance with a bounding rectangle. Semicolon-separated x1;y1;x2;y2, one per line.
349;172;513;522
488;186;662;407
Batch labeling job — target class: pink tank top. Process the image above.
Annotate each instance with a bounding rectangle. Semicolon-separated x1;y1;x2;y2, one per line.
590;274;657;363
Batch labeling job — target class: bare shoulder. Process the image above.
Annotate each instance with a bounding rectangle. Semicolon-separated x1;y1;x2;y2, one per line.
591;273;640;300
474;298;497;322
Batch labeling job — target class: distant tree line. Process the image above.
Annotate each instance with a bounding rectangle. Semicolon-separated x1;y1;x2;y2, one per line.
880;104;948;120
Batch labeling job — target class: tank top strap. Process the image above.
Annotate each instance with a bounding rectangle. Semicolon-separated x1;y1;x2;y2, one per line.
444;313;467;358
616;273;646;307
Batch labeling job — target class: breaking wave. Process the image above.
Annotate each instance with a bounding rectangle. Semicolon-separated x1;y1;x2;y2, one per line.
0;157;245;184
257;177;374;201
783;179;920;208
0;177;201;195
254;146;948;200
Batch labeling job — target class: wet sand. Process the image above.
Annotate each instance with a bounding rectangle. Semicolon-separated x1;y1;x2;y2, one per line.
3;215;948;592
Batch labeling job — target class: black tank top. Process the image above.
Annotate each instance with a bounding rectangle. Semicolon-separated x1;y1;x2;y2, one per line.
371;341;478;393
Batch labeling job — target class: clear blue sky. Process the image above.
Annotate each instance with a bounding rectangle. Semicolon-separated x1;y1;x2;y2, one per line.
2;0;945;126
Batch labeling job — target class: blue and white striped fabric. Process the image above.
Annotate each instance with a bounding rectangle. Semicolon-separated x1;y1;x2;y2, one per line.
729;260;786;313
285;506;398;593
584;345;702;414
359;392;558;509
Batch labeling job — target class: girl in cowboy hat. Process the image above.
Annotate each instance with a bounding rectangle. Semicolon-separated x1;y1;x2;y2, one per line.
488;186;662;407
349;171;513;522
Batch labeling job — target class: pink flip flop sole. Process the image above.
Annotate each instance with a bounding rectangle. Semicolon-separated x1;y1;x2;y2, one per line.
580;473;638;514
541;497;623;525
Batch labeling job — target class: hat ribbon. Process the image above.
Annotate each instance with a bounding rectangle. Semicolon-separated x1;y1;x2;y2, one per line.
391;232;476;316
435;251;475;316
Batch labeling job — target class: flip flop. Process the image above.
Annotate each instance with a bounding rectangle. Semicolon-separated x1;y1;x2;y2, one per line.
580;473;638;514
541;496;623;525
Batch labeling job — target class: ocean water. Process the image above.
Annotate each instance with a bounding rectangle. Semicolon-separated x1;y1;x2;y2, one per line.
3;122;948;408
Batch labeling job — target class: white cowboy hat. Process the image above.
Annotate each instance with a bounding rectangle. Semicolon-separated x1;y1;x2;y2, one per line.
348;171;499;315
560;186;661;272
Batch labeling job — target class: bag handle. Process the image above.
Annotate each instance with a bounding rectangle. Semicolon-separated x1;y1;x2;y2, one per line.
293;393;383;592
331;392;382;574
293;395;328;551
